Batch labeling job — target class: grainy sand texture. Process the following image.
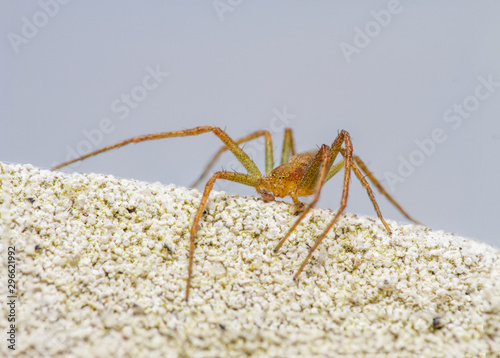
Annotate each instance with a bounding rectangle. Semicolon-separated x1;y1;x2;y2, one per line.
1;162;499;357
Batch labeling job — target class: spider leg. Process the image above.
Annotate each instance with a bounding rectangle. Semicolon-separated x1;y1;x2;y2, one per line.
52;126;262;179
325;159;345;182
350;162;392;233
52;126;266;301
325;158;393;233
280;128;296;165
325;152;419;225
274;144;331;252
325;157;391;233
344;150;421;225
293;130;353;280
292;133;419;280
191;129;275;187
186;171;258;301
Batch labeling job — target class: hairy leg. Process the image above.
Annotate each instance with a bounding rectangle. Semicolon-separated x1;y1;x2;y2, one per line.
274;144;331;252
325;157;393;233
350;162;392;233
186;171;258;301
326;150;419;225
293;130;353;280
325;159;344;182
280;128;296;165
53;126;262;179
191;129;275;187
347;151;420;224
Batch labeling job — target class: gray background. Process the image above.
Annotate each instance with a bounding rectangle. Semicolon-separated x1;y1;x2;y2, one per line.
1;1;499;247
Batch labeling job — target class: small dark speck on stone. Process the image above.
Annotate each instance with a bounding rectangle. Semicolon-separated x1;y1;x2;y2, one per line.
433;316;444;330
163;243;172;254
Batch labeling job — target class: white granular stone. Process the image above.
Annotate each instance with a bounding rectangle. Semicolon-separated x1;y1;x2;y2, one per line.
1;162;499;357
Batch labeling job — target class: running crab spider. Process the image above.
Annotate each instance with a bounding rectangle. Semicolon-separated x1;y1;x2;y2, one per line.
53;126;419;301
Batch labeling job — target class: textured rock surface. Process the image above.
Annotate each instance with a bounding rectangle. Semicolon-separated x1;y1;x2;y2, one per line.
1;162;499;357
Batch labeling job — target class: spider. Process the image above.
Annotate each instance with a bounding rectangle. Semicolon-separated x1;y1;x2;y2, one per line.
53;126;419;300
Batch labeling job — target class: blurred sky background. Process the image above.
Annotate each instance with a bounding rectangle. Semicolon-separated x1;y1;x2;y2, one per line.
1;1;499;247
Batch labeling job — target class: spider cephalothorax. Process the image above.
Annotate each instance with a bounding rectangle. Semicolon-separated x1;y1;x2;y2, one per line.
256;153;316;202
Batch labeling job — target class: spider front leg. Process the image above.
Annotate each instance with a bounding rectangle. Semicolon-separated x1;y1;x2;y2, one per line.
291;131;401;280
274;144;332;252
291;130;355;280
191;129;275;188
186;171;258;301
274;132;351;254
51;126;266;301
52;126;262;178
191;127;297;188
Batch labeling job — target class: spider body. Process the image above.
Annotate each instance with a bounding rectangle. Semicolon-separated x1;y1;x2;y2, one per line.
53;126;419;301
256;152;316;203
